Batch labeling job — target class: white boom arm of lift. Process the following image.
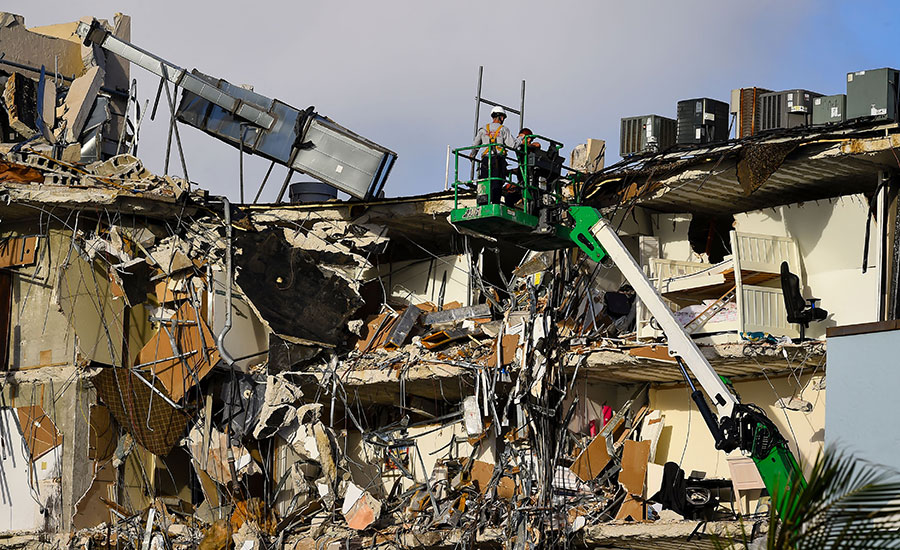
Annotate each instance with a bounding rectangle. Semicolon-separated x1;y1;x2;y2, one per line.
587;216;738;418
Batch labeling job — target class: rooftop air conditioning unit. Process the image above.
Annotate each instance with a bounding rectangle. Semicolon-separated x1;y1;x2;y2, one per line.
812;94;846;125
730;87;772;138
759;89;822;131
846;67;899;122
620;115;676;156
676;98;729;145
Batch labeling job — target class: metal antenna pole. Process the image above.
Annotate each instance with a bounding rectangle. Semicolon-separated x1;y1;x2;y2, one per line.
473;66;484;138
274;168;295;204
519;80;525;132
470;66;483;180
253;160;276;204
239;123;247;203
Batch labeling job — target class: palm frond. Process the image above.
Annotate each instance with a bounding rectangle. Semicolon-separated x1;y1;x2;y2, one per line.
715;448;900;549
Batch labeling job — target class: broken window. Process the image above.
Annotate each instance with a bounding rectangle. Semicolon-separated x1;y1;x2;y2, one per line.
687;213;734;263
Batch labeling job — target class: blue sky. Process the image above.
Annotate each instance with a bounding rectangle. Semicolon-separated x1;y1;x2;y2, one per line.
5;0;899;201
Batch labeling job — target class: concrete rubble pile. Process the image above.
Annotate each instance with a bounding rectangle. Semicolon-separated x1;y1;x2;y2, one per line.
0;10;848;550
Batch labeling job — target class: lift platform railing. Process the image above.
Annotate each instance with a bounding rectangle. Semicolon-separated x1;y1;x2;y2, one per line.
452;134;572;216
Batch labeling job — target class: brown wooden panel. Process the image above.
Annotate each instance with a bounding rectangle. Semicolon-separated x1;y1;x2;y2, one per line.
0;236;38;268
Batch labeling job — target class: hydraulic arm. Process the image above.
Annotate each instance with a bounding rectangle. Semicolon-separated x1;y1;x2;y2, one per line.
567;206;805;514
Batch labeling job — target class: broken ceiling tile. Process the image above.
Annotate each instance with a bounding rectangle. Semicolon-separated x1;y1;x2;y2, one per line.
0;235;38;268
135;301;220;403
618;439;651;495
467;459;495;495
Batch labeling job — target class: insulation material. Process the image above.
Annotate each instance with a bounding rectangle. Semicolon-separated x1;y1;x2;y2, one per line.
0;160;44;183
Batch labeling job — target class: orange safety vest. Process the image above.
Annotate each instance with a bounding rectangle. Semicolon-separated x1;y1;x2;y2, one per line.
483;123;506;158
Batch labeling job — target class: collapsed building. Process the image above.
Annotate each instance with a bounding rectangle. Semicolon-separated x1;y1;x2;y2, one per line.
1;10;899;550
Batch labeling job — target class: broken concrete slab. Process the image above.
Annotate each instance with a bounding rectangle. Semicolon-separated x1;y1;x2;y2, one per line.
252;374;304;439
3;72;39;138
146;236;194;275
58;65;104;144
0;13;85;80
186;422;259;485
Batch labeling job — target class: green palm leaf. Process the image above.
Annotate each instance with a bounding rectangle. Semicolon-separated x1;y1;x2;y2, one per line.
716;449;900;549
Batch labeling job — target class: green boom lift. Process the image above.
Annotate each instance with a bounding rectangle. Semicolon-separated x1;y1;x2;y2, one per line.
449;135;806;516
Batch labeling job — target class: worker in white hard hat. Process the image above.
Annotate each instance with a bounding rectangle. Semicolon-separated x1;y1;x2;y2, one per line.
473;106;522;204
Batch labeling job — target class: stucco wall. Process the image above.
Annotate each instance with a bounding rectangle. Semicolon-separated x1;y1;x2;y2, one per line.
826;327;900;470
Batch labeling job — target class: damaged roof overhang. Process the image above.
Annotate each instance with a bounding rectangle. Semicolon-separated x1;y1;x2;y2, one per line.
245;190;486;261
587;122;900;216
577;341;825;385
0;182;197;222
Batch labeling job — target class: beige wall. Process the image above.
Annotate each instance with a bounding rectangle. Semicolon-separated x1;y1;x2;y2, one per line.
652;213;699;262
7;229;76;369
651;374;826;480
735;194;880;337
375;255;471;307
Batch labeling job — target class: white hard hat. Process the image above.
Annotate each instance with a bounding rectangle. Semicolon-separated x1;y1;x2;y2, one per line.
490;106;507;117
